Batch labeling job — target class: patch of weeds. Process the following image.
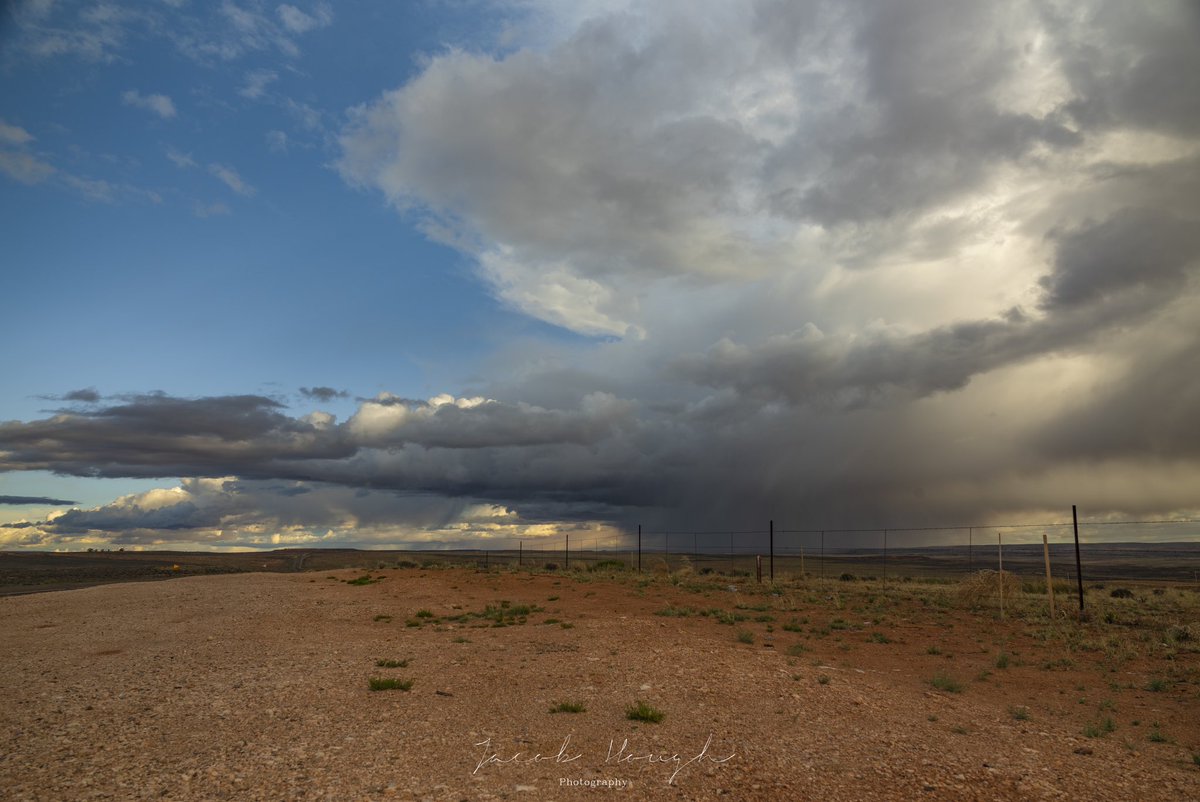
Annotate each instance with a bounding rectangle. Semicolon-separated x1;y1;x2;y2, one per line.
829;618;850;631
415;609;434;618
560;622;575;629
452;636;470;643
368;677;413;692
655;606;694;617
817;674;831;685
405;619;423;627
927;715;938;722
1084;718;1117;738
625;700;664;723
995;652;1009;669
1148;728;1170;744
1009;706;1030;721
373;614;393;623
346;575;380;586
1145;678;1169;692
549;701;587;714
786;643;809;656
782;619;804;632
547;595;560;601
754;614;775;623
977;669;993;682
867;632;891;644
375;658;409;668
951;725;969;735
926;645;943;656
1041;658;1074;671
736;629;755;644
930;672;964;693
542;618;561;625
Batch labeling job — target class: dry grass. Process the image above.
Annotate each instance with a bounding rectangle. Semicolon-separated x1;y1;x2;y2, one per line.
956;570;1023;610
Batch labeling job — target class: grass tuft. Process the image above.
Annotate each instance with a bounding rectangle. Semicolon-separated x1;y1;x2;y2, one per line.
368;677;413;692
930;672;963;693
549;701;587;714
625;700;665;723
375;658;408;668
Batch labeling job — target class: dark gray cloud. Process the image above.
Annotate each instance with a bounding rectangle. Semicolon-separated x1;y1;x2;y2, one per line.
300;386;348;402
0;495;77;506
1040;208;1200;310
62;388;101;403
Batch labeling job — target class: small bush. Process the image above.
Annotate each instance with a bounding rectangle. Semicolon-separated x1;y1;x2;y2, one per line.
736;629;755;644
867;632;891;644
1110;588;1134;599
930;672;963;693
839;573;856;582
926;645;943;655
1009;706;1030;721
368;677;413;692
549;701;587;714
1146;678;1168;692
956;570;1021;610
416;609;434;618
817;674;831;685
995;652;1009;669
625;700;664;723
589;560;626;572
375;658;408;668
543;563;559;571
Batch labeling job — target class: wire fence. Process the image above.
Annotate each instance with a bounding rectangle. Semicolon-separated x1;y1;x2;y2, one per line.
425;515;1200;586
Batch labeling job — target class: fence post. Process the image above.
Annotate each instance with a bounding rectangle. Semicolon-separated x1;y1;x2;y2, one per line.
1072;505;1084;615
1042;534;1055;619
756;554;762;583
769;519;774;582
997;532;1003;620
883;528;888;583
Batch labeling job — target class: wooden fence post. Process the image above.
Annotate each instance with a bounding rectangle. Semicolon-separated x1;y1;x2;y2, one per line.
1042;533;1055;619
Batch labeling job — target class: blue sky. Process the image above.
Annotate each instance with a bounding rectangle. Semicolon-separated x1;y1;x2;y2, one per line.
2;1;1199;550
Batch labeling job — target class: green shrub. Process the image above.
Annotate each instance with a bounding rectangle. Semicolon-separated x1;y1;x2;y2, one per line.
625;700;664;723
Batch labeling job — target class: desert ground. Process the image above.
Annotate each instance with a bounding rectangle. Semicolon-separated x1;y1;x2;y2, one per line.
1;560;1198;800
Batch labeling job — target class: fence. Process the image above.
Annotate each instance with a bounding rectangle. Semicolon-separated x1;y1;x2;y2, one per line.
428;512;1200;588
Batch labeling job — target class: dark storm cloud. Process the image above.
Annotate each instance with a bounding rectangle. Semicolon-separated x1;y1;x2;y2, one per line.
1040;208;1200;310
0;495;77;506
62;388;101;403
0;393;356;478
300;386;348;402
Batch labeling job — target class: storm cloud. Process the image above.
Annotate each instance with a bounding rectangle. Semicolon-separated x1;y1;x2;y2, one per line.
4;0;1200;547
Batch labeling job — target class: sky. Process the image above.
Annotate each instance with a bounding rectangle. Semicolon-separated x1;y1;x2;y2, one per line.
1;0;1199;552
